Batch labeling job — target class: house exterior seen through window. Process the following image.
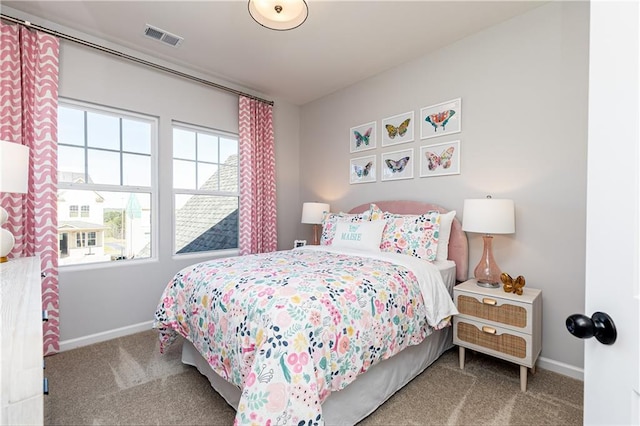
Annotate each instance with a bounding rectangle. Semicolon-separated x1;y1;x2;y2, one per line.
172;123;239;254
57;100;156;266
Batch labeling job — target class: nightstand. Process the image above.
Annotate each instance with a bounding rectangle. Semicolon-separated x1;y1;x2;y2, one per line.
453;279;542;392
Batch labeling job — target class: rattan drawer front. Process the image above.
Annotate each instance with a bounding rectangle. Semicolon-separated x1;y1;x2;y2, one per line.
456;321;526;358
457;294;527;329
453;280;542;384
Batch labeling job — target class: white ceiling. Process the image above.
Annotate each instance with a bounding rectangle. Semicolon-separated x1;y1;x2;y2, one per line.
2;1;545;105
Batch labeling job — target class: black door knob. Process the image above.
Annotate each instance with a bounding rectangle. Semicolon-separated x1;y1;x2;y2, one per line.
566;312;617;345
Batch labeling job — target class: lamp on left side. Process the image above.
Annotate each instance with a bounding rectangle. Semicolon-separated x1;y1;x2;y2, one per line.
301;202;330;245
0;140;30;263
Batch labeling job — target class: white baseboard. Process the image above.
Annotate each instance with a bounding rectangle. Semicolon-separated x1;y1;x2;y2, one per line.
58;323;586;383
537;356;584;381
58;320;155;352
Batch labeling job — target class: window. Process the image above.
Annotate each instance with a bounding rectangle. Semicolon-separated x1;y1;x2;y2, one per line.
75;232;96;248
87;232;96;246
57;100;156;266
172;123;239;254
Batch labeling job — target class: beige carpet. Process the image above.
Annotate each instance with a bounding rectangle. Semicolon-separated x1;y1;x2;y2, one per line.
44;330;583;425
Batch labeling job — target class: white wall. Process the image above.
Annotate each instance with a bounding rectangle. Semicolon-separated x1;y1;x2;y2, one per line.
298;2;589;374
55;41;301;342
7;3;589;375
0;5;304;344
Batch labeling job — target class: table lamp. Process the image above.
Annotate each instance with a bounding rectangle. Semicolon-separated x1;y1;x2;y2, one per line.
0;140;30;263
462;196;515;288
301;202;329;245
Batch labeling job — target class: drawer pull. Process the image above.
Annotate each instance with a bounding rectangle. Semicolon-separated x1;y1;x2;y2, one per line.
482;298;497;306
482;326;497;334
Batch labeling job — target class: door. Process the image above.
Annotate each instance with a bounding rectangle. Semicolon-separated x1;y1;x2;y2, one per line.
59;233;68;256
584;2;639;424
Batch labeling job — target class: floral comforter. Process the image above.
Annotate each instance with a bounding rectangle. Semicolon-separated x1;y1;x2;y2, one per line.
153;246;458;426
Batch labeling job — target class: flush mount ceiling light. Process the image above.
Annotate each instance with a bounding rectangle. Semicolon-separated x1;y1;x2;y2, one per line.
248;0;309;31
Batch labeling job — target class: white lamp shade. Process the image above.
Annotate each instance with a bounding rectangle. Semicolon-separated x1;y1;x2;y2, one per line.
301;202;330;224
248;0;308;30
462;198;515;234
0;140;30;194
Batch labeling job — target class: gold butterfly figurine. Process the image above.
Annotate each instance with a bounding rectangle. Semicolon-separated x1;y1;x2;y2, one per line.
500;272;526;295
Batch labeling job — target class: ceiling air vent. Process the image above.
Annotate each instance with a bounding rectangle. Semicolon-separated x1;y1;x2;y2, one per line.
143;24;183;48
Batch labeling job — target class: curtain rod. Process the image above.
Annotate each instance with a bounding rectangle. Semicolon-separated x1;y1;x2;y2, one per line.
0;14;275;106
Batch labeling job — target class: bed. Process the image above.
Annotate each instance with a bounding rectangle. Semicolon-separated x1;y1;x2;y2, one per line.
154;200;468;425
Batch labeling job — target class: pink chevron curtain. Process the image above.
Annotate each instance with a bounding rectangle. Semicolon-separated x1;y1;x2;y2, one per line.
238;96;277;254
0;22;60;355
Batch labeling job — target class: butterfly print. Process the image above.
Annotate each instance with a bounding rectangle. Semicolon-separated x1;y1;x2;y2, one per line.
425;109;456;131
425;146;455;170
385;156;410;173
354;128;372;147
353;161;373;178
385;118;411;139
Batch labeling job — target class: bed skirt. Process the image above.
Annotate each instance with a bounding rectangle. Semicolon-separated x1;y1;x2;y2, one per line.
182;326;453;425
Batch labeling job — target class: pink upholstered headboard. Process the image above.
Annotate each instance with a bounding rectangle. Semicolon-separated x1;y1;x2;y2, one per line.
349;200;468;282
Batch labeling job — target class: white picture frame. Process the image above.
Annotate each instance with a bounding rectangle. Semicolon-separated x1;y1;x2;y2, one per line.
293;240;307;248
349;155;376;184
420;98;462;140
381;148;414;181
419;140;461;178
381;111;414;147
349;121;377;153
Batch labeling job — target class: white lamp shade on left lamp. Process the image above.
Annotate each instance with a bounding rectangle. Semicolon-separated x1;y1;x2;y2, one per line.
301;202;330;245
0;140;30;262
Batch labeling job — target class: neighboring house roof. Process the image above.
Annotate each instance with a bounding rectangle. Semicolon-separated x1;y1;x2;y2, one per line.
57;172;95;185
174;154;239;253
57;173;105;205
138;154;239;257
59;221;109;231
177;209;238;254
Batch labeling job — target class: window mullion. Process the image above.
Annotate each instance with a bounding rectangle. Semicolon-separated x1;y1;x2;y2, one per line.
119;117;124;186
83;111;89;182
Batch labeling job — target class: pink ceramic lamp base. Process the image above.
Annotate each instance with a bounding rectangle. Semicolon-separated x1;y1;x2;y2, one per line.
474;235;502;288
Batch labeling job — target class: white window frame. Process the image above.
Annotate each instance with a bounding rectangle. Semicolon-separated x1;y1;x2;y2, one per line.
171;120;239;258
58;98;159;268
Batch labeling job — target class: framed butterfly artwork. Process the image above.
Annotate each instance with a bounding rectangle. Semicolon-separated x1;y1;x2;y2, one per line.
419;140;460;178
349;121;377;153
381;111;414;147
350;155;376;184
381;148;414;182
420;98;461;140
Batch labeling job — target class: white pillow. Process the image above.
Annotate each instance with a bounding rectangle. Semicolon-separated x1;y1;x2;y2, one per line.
331;220;386;252
436;210;456;261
